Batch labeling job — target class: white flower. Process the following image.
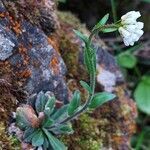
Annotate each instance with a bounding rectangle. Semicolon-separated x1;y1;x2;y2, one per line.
118;11;144;46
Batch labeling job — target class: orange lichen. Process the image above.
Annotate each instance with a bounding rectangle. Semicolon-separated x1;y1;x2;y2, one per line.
49;56;60;75
18;45;30;66
12;21;22;35
17;69;32;78
0;12;5;18
47;36;60;53
2;11;22;35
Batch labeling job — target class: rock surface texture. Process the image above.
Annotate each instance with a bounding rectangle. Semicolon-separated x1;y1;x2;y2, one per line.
0;0;137;150
0;0;68;124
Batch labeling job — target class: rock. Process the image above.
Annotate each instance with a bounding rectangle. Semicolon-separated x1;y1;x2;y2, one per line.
0;0;69;124
2;0;59;34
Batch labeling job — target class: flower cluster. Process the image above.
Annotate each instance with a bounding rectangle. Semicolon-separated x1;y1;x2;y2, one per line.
118;11;144;46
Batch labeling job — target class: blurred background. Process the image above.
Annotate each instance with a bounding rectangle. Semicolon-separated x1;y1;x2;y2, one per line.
57;0;150;149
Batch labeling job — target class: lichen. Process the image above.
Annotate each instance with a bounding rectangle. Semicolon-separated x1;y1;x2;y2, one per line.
0;34;15;61
0;123;20;150
60;113;105;150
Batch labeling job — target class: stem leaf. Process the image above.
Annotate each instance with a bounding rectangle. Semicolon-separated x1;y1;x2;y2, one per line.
73;29;88;44
92;13;109;31
102;27;117;33
89;92;116;109
80;80;92;94
68;90;81;116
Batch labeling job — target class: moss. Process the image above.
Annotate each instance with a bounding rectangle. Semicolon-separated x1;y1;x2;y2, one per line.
57;11;86;31
59;34;81;78
53;11;89;80
0;123;21;150
60;113;104;150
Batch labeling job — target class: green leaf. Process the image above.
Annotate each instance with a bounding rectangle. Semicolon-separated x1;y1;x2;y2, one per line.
35;91;47;113
43;128;67;150
51;105;68;121
92;14;109;31
68;90;81;116
134;75;150;115
43;119;54;128
117;52;137;69
84;47;92;73
59;124;74;134
80;80;92;94
73;30;88;44
23;128;37;143
84;47;96;74
32;130;44;147
102;27;117;33
89;92;116;109
16;108;31;130
43;137;50;150
44;97;56;116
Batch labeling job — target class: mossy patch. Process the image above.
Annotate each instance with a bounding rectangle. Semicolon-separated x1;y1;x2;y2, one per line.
60;113;105;150
57;11;86;31
0;123;20;150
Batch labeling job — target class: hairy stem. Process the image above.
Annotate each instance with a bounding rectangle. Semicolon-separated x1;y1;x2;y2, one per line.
49;24;115;129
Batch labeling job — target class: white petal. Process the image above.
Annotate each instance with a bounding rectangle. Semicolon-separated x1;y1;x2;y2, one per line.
131;11;141;20
119;27;130;38
136;22;144;29
122;18;136;24
121;11;135;20
119;11;143;46
130;41;134;46
135;29;144;36
125;24;136;32
123;38;129;46
121;11;141;21
132;33;140;42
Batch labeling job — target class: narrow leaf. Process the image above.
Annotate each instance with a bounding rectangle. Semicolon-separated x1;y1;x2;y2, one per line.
73;30;88;44
80;80;92;94
59;124;74;134
44;97;56;116
43;137;50;149
35;91;47;113
102;27;117;33
84;47;93;73
23;128;37;143
43;119;54;128
32;130;44;147
89;92;116;109
92;14;109;31
68;90;81;116
51;105;68;121
43;128;67;150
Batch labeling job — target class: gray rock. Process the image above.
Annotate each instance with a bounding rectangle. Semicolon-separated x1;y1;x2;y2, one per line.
0;1;68;103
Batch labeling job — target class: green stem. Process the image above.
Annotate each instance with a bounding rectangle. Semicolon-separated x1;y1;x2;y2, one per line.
49;33;96;129
111;0;117;23
135;130;145;150
49;24;117;129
